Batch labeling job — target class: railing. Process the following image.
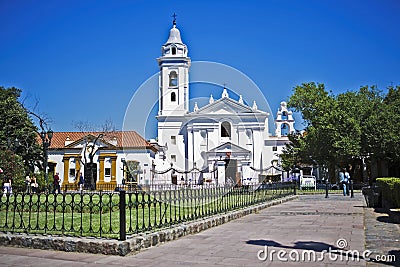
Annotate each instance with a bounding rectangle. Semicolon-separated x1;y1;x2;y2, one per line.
0;183;294;240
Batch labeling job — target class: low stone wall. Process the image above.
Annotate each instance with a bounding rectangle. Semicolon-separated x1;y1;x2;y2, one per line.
0;195;297;256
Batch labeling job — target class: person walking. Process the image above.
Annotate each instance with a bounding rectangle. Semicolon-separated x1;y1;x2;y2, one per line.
344;168;351;196
31;175;38;194
3;176;12;197
53;172;61;194
339;168;348;196
25;175;31;194
78;173;84;192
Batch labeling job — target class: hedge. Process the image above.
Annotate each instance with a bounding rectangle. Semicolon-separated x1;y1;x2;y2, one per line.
376;177;400;208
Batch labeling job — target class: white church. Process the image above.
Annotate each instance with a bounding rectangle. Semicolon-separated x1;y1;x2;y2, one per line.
152;19;295;185
45;18;295;189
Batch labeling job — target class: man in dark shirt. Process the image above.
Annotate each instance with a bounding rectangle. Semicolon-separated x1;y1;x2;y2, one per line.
53;172;61;194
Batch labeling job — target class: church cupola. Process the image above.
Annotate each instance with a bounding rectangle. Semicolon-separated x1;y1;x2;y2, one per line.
165;24;182;44
157;14;191;116
161;14;188;58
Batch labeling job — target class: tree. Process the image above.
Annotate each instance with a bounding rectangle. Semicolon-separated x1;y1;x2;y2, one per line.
346;86;383;157
0;86;42;184
286;82;342;180
284;82;400;180
280;131;311;170
73;119;117;189
0;150;24;187
380;86;400;176
81;133;104;190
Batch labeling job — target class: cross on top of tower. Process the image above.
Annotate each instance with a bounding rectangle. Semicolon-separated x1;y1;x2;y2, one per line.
172;13;177;26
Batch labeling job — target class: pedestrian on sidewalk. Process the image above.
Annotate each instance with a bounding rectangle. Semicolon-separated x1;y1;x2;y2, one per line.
339;168;349;196
344;168;351;196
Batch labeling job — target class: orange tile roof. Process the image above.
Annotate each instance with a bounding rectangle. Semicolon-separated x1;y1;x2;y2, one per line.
43;131;156;151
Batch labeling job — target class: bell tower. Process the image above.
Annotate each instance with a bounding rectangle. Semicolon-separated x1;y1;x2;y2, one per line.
156;15;190;171
275;101;295;137
157;15;191;116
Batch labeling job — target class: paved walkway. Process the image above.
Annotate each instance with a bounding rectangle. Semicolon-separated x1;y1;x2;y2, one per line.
365;207;400;267
0;194;398;266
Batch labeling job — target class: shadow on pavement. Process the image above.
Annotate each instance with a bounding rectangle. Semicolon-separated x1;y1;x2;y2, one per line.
246;239;337;252
374;208;389;214
376;215;393;224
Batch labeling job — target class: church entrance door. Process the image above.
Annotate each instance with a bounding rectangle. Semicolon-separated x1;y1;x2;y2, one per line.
225;159;237;184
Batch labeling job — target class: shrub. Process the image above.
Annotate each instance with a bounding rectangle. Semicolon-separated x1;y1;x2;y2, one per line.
376;177;400;208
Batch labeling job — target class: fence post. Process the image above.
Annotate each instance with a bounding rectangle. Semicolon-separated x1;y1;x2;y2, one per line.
119;190;126;241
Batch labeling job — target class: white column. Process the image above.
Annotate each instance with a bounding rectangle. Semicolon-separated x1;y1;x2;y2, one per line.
187;127;193;170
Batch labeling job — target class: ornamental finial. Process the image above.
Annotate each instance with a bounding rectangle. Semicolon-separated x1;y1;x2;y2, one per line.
172;13;177;26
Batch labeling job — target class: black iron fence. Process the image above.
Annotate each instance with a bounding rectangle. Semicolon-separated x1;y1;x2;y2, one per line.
0;183;294;240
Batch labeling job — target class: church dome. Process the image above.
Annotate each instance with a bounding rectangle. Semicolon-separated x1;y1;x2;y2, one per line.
165;25;183;44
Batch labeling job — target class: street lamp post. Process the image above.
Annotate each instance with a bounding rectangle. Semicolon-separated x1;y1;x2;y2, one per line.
350;179;354;198
325;177;329;198
40;129;53;189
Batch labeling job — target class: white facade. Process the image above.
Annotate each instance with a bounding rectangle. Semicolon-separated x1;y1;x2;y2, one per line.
153;21;295;185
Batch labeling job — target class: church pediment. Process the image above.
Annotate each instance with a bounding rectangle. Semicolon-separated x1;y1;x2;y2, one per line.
207;142;250;155
65;134;117;149
191;97;260;116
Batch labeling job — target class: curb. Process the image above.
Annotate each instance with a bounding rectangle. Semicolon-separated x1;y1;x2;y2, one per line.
0;195;298;256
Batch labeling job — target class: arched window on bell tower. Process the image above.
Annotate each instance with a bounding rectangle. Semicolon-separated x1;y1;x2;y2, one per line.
221;121;231;138
281;111;288;120
281;123;289;136
171;92;176;102
171;46;177;55
169;71;178;87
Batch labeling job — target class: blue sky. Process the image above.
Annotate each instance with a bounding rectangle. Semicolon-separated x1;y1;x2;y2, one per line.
1;0;399;138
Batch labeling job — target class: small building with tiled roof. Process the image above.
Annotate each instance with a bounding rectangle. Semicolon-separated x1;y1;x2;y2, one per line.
47;131;157;190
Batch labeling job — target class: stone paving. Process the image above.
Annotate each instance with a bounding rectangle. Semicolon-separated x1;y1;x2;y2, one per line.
364;207;400;267
0;193;398;266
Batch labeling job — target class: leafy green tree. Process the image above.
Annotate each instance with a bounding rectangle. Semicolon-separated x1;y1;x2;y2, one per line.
0;86;42;184
286;82;341;180
284;82;400;180
280;131;310;170
0;150;24;187
352;86;385;159
381;86;400;175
